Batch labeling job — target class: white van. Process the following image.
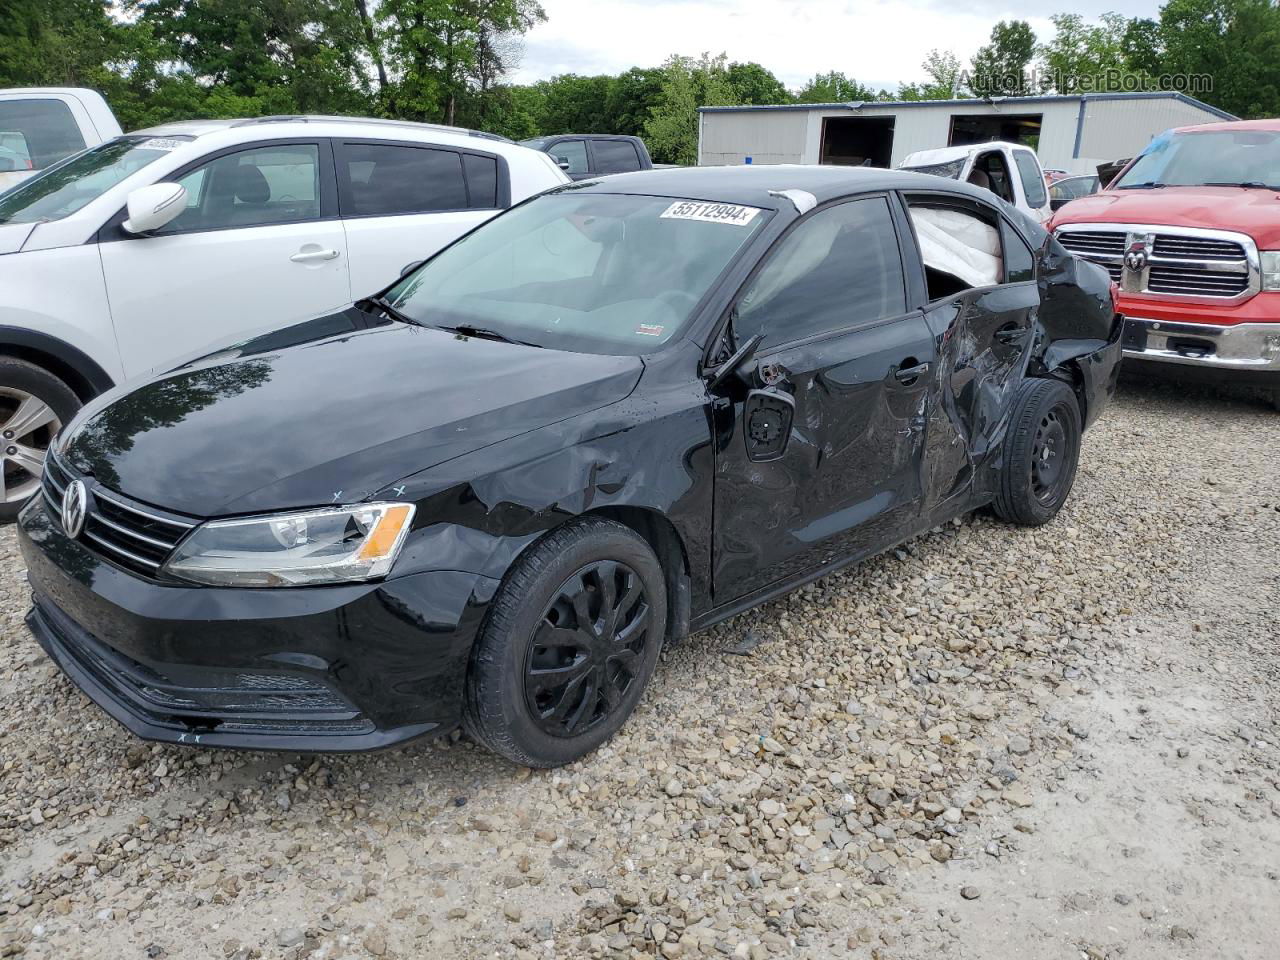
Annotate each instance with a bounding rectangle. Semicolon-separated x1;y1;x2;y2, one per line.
898;142;1052;223
0;115;569;518
0;88;122;192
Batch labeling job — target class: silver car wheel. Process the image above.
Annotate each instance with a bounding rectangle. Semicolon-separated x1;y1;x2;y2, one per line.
0;388;61;505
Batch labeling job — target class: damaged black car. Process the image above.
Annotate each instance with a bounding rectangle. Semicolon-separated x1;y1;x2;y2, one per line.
18;167;1122;767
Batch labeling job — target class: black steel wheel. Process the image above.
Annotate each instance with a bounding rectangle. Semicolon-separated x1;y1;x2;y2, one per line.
464;518;667;767
992;378;1082;526
524;560;652;738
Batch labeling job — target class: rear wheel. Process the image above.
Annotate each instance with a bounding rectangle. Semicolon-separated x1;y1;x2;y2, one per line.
992;378;1082;527
464;518;667;767
0;359;81;522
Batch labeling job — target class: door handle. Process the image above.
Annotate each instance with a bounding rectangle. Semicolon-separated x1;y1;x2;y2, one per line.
894;361;930;384
290;248;340;263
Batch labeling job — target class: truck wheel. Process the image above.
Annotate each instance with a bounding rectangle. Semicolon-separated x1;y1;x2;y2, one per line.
464;518;667;768
0;358;81;522
992;378;1082;527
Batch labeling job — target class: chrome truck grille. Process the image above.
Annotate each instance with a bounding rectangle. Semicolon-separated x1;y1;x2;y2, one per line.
1055;224;1259;301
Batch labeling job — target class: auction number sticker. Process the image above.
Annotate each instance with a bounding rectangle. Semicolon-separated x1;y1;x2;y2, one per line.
660;200;761;226
138;138;186;152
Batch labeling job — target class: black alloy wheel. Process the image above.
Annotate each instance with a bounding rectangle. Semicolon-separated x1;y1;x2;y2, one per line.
524;560;651;738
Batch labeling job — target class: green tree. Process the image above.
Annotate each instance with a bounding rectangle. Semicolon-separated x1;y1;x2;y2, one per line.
968;20;1037;96
795;70;878;103
1037;12;1138;93
644;52;734;166
603;67;665;136
725;61;790;105
537;73;613;132
897;49;966;100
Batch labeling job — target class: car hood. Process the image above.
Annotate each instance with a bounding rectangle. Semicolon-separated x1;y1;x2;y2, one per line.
0;222;35;255
60;309;644;517
1053;186;1280;249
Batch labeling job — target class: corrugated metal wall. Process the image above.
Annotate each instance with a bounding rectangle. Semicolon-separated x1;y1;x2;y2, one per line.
699;96;1227;175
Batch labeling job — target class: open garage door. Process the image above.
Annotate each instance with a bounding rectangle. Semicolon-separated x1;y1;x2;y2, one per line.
949;114;1043;149
820;117;895;167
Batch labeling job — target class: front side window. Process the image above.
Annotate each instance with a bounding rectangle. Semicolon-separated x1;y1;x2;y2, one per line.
1049;176;1098;202
387;193;769;355
0;99;85;170
158;143;321;233
735;197;907;348
595;140;642;175
339;143;468;216
1013;150;1048;207
0;136;184;225
550;140;588;175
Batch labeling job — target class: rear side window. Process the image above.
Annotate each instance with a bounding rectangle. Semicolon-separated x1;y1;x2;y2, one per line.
908;200;1004;299
1014;151;1048;208
463;153;499;208
1002;220;1035;282
736;196;907;347
339;143;465;216
594;140;642;174
0;99;85;170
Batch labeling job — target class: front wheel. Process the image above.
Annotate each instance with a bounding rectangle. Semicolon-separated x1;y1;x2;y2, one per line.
992;378;1082;527
0;358;81;522
464;518;667;767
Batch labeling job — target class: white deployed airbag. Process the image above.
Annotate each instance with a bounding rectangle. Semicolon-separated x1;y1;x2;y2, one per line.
910;207;1002;288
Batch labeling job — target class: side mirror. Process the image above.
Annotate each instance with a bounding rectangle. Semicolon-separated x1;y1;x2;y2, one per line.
400;259;425;278
122;183;188;234
706;332;763;391
553;156;571;171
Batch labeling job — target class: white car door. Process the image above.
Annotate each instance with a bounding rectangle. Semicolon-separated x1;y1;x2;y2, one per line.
334;139;504;298
98;140;351;379
1010;148;1053;223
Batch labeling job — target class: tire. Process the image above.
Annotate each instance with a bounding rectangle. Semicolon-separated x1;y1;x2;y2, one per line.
0;358;81;523
992;378;1082;527
464;517;668;768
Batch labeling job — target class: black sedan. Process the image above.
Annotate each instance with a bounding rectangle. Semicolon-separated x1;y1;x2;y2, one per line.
18;166;1122;767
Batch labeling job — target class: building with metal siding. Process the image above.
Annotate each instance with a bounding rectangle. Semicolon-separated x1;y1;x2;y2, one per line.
697;93;1235;176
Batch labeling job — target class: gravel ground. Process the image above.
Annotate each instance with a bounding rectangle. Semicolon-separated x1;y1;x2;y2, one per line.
1;377;1277;960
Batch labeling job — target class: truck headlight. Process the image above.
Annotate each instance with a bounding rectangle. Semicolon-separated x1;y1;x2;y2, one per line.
1262;251;1280;291
164;503;415;587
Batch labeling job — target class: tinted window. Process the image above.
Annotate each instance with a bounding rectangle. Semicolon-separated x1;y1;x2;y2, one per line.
1002;220;1035;282
1013;151;1047;207
463;153;499;208
0;99;85;170
160;143;321;233
340;143;467;216
737;197;906;347
594;139;641;174
549;140;588;175
1049;175;1098;201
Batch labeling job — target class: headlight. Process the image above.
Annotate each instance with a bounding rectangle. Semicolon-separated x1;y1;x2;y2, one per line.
1262;251;1280;292
164;502;415;587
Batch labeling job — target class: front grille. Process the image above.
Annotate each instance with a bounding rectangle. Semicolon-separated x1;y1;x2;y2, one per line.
42;450;197;576
1147;266;1250;297
1057;230;1126;258
34;595;372;736
1054;225;1257;301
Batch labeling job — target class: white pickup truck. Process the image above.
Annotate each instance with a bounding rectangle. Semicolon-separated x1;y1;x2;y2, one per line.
0;88;122;192
898;141;1052;223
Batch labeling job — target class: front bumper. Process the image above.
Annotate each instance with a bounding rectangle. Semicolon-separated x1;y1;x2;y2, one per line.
18;496;498;752
1119;317;1280;383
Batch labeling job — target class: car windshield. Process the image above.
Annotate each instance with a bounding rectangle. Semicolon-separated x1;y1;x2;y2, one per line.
386;192;770;355
1113;128;1280;189
900;158;966;179
0;135;188;225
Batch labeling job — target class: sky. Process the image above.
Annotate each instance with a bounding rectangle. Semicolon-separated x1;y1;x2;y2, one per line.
511;0;1160;92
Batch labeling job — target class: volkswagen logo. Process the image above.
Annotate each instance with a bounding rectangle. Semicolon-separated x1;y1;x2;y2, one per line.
62;479;87;540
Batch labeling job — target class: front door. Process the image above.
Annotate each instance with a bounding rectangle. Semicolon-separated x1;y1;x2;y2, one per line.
711;195;938;603
100;140;350;378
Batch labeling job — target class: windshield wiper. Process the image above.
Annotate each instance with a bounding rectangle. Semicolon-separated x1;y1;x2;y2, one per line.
1116;181;1167;189
362;295;421;326
1203;181;1280;190
434;323;543;348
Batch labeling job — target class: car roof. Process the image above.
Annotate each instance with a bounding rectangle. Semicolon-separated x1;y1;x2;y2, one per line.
901;141;1031;167
1171;117;1280;134
565;164;1002;209
131;115;514;146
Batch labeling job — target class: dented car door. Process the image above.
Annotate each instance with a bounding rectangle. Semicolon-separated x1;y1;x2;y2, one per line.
710;195;937;603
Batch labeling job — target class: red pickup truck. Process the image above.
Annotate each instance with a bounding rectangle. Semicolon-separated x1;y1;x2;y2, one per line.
1050;119;1280;410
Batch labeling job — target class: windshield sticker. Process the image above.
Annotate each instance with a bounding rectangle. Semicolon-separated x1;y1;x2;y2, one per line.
635;323;665;337
660;201;761;226
138;138;185;152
